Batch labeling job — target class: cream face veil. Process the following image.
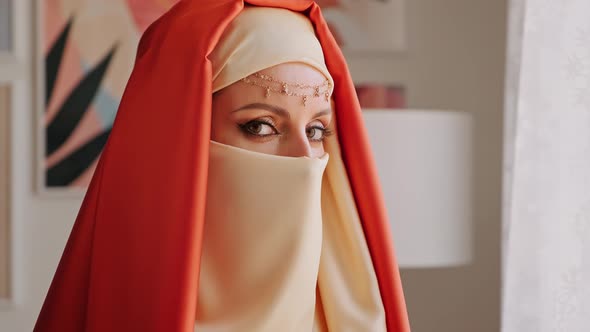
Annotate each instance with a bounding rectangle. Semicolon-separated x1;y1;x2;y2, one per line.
196;141;328;330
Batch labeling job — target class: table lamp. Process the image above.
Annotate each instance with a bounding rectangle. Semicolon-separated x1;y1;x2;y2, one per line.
363;109;474;268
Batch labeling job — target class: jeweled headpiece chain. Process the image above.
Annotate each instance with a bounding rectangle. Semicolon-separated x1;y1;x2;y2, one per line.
240;72;332;106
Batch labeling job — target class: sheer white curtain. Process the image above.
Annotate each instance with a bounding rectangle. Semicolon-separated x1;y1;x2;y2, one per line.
502;0;590;331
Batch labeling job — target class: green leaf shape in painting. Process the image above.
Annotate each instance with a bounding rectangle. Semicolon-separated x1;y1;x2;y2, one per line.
46;45;117;157
45;17;73;107
46;128;111;187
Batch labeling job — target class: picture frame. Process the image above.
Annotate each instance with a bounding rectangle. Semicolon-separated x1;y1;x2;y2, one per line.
355;84;406;109
0;85;10;301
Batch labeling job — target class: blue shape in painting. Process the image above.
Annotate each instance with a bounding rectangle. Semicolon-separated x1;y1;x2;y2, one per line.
81;60;119;129
93;87;120;128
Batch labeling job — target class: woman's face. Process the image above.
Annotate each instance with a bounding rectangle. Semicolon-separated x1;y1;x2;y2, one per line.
211;62;333;158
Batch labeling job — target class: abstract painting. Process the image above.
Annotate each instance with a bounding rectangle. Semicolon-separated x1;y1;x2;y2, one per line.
41;0;178;190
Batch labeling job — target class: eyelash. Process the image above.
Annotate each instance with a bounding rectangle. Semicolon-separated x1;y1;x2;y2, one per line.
238;119;333;142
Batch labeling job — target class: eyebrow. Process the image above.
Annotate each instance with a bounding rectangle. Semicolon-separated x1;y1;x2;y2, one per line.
232;103;332;119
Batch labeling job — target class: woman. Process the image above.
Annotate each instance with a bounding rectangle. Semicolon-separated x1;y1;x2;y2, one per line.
34;1;409;331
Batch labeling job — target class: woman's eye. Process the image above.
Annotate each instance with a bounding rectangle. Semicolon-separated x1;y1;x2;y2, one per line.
306;126;326;141
241;120;277;136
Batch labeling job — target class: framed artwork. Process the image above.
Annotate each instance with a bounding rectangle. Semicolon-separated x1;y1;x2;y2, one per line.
0;85;10;300
355;84;406;109
37;0;178;193
317;0;406;53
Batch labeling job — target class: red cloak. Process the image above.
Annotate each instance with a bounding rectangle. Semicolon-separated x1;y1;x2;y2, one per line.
34;1;410;331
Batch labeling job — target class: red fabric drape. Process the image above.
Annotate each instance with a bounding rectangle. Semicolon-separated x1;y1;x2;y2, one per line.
34;1;410;331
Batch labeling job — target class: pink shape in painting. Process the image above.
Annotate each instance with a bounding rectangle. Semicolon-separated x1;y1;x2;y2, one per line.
125;0;179;32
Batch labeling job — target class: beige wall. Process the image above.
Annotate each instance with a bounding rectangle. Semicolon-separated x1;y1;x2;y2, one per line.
346;0;506;331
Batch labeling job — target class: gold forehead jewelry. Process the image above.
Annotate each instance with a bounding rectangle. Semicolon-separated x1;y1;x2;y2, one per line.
240;72;332;107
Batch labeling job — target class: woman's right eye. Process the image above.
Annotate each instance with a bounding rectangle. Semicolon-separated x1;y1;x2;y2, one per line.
240;120;278;137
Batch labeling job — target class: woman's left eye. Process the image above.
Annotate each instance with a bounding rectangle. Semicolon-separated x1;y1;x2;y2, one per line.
306;126;327;141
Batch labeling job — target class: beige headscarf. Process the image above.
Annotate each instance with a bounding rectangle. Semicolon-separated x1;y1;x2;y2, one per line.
199;6;386;332
209;6;334;93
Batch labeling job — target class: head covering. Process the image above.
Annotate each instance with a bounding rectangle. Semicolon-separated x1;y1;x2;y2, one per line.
205;8;388;331
34;1;410;332
210;6;334;93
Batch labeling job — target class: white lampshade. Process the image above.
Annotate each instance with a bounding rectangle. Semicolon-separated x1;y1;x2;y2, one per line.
363;109;473;268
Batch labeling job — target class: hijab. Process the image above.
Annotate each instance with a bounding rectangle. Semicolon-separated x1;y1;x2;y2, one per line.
34;2;410;331
209;6;334;93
